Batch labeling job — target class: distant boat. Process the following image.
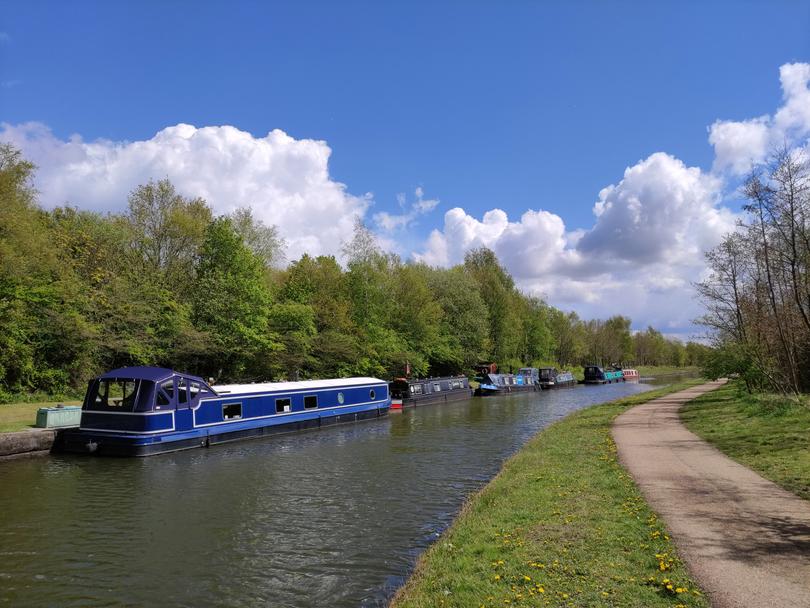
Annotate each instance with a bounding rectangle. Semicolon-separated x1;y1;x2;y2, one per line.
621;368;640;382
475;368;540;396
538;367;576;389
583;365;625;384
56;367;390;456
389;376;473;409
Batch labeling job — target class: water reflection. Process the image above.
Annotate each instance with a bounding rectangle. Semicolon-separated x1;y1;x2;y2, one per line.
0;382;658;607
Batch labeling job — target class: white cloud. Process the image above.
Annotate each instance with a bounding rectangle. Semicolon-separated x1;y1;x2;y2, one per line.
415;153;736;334
374;186;439;232
0;122;371;260
710;62;810;174
578;152;733;266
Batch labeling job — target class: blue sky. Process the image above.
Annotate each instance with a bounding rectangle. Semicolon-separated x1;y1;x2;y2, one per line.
2;1;810;335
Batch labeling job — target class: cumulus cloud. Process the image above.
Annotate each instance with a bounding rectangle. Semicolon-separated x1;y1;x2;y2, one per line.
0;122;371;260
710;62;810;174
415;151;739;335
415;152;734;334
578;152;733;265
374;186;439;232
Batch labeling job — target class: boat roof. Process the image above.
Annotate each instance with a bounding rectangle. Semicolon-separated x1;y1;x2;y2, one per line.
98;366;192;383
213;377;386;395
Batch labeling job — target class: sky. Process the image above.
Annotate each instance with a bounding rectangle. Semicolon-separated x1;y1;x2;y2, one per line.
1;1;809;339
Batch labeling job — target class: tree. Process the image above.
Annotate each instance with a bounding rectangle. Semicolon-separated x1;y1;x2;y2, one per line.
231;207;286;268
191;217;279;380
126;178;212;292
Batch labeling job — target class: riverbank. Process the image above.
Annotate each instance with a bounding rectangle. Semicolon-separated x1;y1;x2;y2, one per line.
391;380;707;608
0;399;81;433
681;382;810;501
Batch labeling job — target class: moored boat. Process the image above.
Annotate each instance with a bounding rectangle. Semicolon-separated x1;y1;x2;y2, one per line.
621;368;640;382
538;367;577;389
56;367;390;457
389;376;473;409
474;368;540;396
583;365;625;384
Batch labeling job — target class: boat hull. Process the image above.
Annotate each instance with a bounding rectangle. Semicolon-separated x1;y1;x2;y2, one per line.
56;405;389;457
399;388;473;408
474;384;538;397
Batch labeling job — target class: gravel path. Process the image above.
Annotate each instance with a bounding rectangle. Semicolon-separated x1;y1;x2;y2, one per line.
613;380;810;608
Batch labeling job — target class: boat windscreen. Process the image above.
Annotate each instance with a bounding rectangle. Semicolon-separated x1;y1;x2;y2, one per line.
87;378;143;412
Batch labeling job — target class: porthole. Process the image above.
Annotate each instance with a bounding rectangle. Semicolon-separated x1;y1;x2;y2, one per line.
369;389;376;400
337;392;345;404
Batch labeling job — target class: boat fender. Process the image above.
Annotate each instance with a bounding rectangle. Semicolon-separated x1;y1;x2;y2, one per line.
86;441;98;453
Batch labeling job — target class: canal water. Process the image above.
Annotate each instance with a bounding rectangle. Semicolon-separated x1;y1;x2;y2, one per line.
0;382;661;607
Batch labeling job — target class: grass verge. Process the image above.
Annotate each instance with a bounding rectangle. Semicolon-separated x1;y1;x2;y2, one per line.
681;381;810;501
0;400;82;433
392;380;708;608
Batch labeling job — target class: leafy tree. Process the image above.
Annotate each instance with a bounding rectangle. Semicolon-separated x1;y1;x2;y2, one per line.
191;217;279;380
126;178;212;292
231;207;286;268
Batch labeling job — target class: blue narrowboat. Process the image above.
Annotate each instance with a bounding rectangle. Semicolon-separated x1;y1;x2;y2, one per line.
474;369;540;396
56;367;390;456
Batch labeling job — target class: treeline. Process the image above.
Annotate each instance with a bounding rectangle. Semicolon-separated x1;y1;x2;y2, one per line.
0;145;706;400
698;148;810;394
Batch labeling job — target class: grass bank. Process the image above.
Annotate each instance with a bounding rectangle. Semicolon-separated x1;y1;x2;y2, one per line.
0;399;81;433
392;380;708;608
636;366;699;378
681;382;810;501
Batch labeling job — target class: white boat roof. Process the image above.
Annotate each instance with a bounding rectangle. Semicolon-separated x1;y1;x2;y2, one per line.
212;377;386;395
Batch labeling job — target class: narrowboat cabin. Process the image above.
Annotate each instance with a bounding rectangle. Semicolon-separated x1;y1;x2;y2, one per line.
621;368;640;382
389;376;473;409
56;367;390;457
539;368;576;389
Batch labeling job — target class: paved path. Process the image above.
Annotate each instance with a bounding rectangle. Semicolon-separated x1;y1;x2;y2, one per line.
613;380;810;608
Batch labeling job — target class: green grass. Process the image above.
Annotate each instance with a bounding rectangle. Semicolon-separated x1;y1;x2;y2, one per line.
0;399;82;433
392;380;708;608
636;366;699;378
681;382;810;501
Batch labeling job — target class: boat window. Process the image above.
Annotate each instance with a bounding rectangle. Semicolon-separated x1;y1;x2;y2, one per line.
156;390;170;409
337;392;345;404
304;395;318;409
161;379;175;400
369;389;376;400
433;383;441;391
223;403;242;420
178;378;191;406
413;384;423;395
190;381;201;398
276;398;291;414
92;379;140;411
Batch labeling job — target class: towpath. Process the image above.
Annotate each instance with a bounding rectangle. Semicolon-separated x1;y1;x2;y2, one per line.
613;380;810;608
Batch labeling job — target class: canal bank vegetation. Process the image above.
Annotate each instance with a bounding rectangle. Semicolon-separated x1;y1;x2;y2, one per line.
681;381;810;500
0;144;708;402
697;148;810;395
392;380;708;608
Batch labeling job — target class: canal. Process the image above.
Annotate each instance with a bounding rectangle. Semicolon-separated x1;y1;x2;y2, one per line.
0;382;660;607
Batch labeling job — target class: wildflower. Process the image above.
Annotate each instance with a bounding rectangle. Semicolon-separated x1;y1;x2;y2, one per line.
494;575;501;581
